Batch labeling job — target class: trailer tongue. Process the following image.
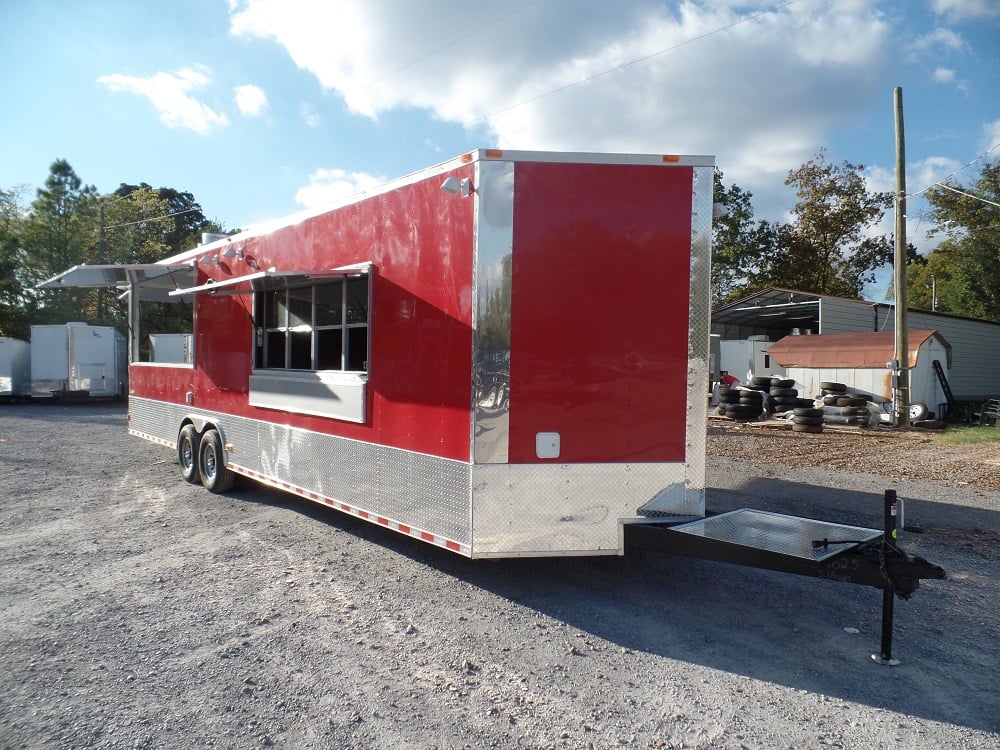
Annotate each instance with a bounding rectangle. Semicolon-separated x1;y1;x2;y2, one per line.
626;490;946;665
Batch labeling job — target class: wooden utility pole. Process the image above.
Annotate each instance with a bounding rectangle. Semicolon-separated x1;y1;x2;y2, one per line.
893;86;910;427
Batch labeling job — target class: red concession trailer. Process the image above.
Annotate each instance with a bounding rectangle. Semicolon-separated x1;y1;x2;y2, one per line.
40;149;944;659
45;150;716;557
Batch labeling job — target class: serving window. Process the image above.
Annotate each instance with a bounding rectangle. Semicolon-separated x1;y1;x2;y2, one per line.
254;275;369;373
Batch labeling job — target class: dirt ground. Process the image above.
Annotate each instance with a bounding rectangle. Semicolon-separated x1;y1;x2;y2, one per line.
1;403;998;749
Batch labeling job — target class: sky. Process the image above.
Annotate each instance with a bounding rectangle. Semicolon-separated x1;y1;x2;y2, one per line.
2;0;998;300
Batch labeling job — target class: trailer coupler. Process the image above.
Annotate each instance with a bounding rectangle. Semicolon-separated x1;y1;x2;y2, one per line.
624;490;945;664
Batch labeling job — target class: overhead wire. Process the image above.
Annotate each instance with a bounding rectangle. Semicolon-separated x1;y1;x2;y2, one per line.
361;0;544;89
907;141;1000;199
426;0;803;138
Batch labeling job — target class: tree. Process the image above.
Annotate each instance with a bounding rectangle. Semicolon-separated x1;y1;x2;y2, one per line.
19;159;100;324
0;186;30;338
711;171;777;305
915;160;1000;321
775;150;896;297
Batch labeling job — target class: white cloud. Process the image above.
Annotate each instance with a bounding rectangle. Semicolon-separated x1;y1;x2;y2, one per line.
98;67;229;134
929;0;1000;21
228;0;899;219
294;167;385;208
932;67;956;83
983;119;1000;153
235;84;268;116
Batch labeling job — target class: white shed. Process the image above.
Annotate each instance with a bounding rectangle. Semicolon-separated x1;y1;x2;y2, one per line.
767;330;952;415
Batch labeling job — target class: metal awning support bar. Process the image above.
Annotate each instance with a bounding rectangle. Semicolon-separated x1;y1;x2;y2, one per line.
168;262;372;297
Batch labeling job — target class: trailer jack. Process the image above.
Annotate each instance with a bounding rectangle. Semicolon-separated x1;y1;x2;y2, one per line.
624;490;946;665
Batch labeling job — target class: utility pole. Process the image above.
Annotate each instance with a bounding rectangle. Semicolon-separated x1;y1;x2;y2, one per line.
98;201;106;321
893;86;910;427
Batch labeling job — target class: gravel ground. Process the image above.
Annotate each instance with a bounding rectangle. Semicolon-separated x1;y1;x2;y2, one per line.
1;402;998;749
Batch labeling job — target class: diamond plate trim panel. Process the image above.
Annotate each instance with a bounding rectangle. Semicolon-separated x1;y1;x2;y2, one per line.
471;462;696;556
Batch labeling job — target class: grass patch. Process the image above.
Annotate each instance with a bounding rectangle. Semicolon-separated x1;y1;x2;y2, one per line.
935;424;1000;445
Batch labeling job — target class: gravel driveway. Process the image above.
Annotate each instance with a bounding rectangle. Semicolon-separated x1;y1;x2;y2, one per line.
1;402;997;749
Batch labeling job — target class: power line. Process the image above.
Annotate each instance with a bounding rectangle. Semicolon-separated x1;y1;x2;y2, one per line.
908;141;1000;198
933;182;1000;209
408;0;802;144
362;0;544;89
103;206;202;231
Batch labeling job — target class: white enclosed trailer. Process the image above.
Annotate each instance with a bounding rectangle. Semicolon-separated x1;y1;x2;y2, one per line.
0;337;31;398
30;323;127;398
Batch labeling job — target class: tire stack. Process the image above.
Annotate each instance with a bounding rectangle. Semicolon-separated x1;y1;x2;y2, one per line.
768;377;803;416
716;386;740;418
717;378;767;422
819;381;870;427
790;406;823;433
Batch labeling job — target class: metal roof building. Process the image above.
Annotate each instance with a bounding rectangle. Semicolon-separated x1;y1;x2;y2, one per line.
712;287;1000;403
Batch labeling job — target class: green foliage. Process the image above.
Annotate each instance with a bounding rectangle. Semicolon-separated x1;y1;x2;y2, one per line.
914;161;1000;321
935;423;1000;445
4;159;223;342
711;170;777;305
0;187;30;337
712;152;899;303
773;150;895;297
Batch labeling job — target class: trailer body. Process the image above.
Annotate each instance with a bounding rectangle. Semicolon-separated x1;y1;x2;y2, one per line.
30;323;127;398
0;337;31;397
82;150;710;557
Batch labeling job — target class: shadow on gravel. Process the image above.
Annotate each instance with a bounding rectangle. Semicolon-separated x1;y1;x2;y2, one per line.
0;401;127;426
225;477;996;734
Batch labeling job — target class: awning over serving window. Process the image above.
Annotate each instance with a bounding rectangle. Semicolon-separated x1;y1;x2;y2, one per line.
36;263;195;302
168;261;372;297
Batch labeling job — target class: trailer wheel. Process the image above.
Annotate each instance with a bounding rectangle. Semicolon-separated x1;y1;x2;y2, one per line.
198;428;236;493
177;424;201;484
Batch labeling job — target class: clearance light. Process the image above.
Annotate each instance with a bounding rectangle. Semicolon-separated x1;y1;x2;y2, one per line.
459;153;474;163
662;155;680;163
485;149;504;158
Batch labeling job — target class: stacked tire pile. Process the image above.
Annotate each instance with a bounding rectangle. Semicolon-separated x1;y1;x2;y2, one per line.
819;381;870;427
767;377;809;416
716;381;767;422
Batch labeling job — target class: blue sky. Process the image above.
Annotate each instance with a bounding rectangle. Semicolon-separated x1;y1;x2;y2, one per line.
2;0;998;299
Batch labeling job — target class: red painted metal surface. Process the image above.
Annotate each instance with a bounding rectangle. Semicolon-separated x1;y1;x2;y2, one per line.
130;166;476;461
507;161;693;463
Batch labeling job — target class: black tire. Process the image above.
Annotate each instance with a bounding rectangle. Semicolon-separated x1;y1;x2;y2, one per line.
796;398;816;408
749;376;772;389
769;387;797;397
719;391;740;404
792;415;824;426
198;428;236;493
793;407;823;418
792;423;823;433
820;381;847;392
726;405;760;420
770;378;794;388
178;424;201;484
909;402;929;421
715;404;728;416
772;395;799;405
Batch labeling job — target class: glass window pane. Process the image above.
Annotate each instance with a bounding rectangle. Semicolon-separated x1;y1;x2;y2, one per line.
265;331;286;368
288;287;312;329
317;329;343;370
289;330;311;369
347;327;368;372
346;277;368;324
315;282;343;326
